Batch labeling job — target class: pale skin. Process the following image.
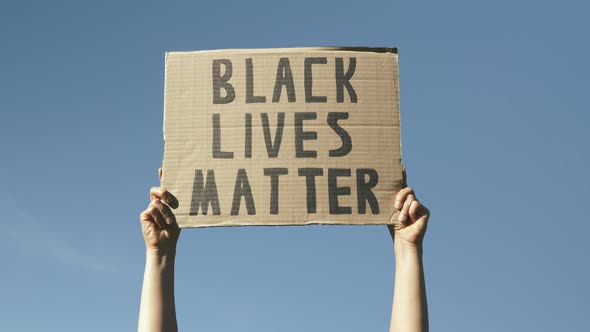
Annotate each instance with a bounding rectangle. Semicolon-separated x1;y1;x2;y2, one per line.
138;168;429;332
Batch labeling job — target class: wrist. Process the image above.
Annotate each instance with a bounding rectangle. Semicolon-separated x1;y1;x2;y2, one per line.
146;248;176;266
394;240;423;260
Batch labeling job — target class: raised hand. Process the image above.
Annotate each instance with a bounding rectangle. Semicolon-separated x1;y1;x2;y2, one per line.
139;168;180;253
388;168;430;247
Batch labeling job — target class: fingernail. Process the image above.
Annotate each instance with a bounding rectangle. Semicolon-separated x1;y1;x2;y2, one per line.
394;201;400;209
398;213;405;222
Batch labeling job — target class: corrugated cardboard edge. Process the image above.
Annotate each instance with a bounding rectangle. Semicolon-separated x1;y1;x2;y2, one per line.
161;46;403;228
164;46;397;56
389;49;403;228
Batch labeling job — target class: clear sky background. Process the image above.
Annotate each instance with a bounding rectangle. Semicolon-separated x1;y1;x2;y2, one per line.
1;0;589;331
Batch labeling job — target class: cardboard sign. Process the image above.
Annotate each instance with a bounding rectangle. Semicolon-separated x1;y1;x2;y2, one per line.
162;47;403;228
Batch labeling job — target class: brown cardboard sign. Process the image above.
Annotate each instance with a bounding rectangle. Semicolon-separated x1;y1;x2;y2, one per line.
162;47;403;228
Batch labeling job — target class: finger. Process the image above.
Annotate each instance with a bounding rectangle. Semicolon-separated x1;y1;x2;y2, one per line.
139;207;153;223
142;203;166;229
150;187;179;209
395;187;415;210
398;194;415;223
152;199;177;226
152;208;166;229
408;199;421;221
411;201;430;228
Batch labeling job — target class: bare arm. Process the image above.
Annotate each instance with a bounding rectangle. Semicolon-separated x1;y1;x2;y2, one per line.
138;169;181;332
388;183;430;332
139;249;178;332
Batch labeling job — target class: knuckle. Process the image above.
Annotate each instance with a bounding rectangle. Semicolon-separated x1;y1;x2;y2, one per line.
140;207;155;221
404;196;414;207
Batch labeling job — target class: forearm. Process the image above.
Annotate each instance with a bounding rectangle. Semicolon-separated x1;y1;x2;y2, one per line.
138;249;178;332
390;243;428;332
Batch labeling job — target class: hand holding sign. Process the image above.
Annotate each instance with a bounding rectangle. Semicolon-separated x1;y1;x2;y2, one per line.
139;168;180;254
388;168;430;247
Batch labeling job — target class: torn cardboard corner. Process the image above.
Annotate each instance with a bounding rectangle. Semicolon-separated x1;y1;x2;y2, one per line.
162;47;403;228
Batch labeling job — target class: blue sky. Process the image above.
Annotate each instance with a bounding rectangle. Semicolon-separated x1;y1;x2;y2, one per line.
1;0;589;331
